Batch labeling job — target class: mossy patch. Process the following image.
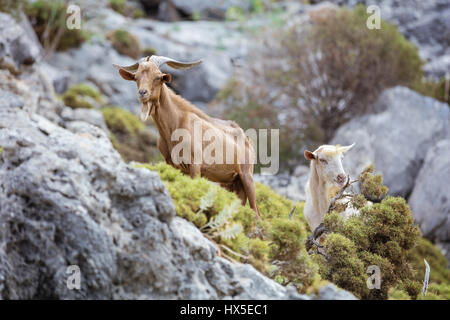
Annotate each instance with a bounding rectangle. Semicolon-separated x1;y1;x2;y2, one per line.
109;0;146;19
106;29;141;59
63;83;103;109
101;106;159;163
101;106;144;136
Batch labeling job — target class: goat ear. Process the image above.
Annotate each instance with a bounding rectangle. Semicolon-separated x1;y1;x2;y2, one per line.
340;143;355;154
119;68;135;81
162;73;171;83
304;150;316;160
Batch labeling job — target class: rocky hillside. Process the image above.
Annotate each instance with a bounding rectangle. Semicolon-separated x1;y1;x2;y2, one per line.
0;7;356;300
0;0;449;299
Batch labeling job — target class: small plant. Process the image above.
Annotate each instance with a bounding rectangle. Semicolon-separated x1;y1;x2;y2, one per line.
101;106;159;163
25;0;90;54
63;83;103;109
101;106;145;136
106;29;141;59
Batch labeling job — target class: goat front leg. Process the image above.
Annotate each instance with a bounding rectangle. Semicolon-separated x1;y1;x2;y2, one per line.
158;138;173;166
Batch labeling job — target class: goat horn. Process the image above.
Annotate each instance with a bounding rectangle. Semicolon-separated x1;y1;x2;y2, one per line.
112;62;140;72
149;55;202;70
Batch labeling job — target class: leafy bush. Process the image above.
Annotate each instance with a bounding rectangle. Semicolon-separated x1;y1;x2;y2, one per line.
317;166;424;299
215;5;424;170
25;0;90;53
106;29;141;59
63;83;103;109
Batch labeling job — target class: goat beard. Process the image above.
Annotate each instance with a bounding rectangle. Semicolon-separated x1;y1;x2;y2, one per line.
140;101;153;121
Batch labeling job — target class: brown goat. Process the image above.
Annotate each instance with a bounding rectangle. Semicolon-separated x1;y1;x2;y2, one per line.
114;56;261;219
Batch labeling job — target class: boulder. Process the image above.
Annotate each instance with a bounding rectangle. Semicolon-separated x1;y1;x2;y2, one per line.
169;0;250;20
0;93;309;300
331;86;449;198
128;19;239;102
141;0;251;21
254;165;310;202
48;41;139;112
409;139;450;261
0;13;42;73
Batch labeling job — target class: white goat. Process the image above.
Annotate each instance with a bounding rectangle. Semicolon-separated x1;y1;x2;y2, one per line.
303;143;359;233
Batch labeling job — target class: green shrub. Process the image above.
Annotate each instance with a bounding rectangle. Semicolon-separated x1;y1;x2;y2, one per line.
407;238;450;284
63;83;103;109
139;162;317;291
106;29;141;59
412;77;450;105
25;0;89;52
101;106;144;136
101;107;159;163
137;162;450;299
319;166;423;299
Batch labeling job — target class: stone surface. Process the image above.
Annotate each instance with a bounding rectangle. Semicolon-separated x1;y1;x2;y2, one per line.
331;86;450;198
254;165;310;202
0;13;42;73
312;284;358;300
409;139;450;261
0;92;310;300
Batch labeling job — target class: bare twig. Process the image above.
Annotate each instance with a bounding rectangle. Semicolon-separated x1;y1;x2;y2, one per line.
288;205;296;220
327;174;352;213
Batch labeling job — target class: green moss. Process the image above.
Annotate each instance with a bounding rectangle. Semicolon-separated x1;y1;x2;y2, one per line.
101;106;144;136
109;0;126;14
63;83;103;109
412;76;449;106
142;48;157;57
107;29;141;59
133;8;146;19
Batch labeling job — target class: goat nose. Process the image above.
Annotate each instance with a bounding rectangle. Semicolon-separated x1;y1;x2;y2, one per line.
139;89;147;96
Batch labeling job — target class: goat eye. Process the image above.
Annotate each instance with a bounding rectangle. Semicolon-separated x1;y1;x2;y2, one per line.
319;159;328;164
